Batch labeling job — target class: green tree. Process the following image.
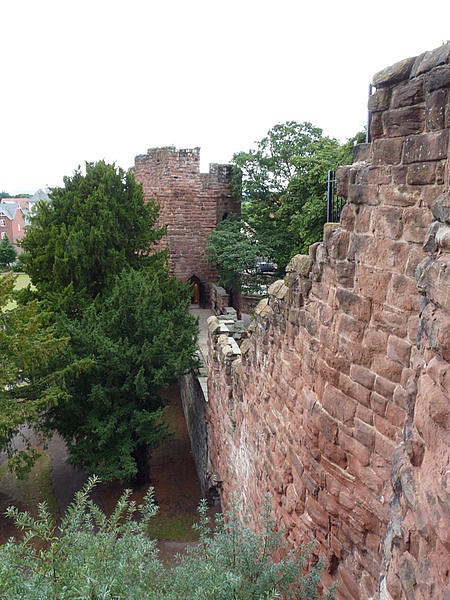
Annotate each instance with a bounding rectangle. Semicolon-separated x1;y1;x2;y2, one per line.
0;477;335;599
46;267;198;484
0;237;17;268
233;121;363;270
0;273;70;476
205;215;273;294
21;161;198;484
21;161;165;315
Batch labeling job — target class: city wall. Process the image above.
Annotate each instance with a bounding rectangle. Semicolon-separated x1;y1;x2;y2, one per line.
207;44;450;599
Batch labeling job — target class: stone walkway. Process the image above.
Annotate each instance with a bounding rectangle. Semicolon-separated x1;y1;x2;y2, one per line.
190;305;214;400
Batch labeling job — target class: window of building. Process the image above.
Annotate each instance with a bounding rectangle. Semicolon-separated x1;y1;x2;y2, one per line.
17;224;20;231
0;219;5;227
1;232;7;239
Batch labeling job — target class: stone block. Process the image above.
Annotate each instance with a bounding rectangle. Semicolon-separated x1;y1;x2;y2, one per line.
355;206;372;233
391;165;408;184
354;418;375;450
370;391;387;416
285;254;313;277
368;88;391;111
387;274;420;312
382;106;425;137
412;42;450;77
353;143;371;163
305;495;329;530
364;328;388;355
336;289;372;321
372;205;403;239
406;162;436;185
403;206;433;243
350;364;376;390
374;413;399;441
430;191;450;223
378;184;421;207
335;260;355;288
336;165;350;198
327;229;350;260
268;279;285;297
374;374;396;400
372;56;416;87
322;383;356;426
355;265;391;303
370;112;384;140
339;372;371;407
403;130;449;163
367;166;392;185
391;78;425;108
371;138;404;165
372;303;408;337
374;431;396;462
424;64;450;93
426;89;446;131
372;353;403;383
387;335;412;367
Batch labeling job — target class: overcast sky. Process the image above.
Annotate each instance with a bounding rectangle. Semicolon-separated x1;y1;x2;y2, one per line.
1;0;449;194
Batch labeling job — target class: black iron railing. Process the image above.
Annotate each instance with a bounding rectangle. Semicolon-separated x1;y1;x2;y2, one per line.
327;170;345;222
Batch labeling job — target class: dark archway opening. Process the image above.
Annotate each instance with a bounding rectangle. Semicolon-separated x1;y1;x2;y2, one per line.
188;275;204;307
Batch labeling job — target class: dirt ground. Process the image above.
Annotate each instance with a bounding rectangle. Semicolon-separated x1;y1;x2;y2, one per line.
0;384;215;561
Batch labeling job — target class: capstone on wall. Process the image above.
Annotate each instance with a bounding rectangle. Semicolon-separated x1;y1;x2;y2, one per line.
133;147;239;303
207;43;450;600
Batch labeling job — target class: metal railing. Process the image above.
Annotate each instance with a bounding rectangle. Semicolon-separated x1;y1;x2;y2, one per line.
327;170;345;223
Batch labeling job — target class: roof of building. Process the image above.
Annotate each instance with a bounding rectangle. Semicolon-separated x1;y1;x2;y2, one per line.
30;188;50;202
0;202;19;220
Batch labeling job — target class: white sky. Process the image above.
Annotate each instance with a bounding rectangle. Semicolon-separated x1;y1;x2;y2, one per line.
1;0;449;194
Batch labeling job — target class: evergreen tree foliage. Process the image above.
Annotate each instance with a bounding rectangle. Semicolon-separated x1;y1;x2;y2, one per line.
46;267;197;483
19;161;198;483
0;477;335;599
0;273;70;476
0;237;17;268
21;161;165;315
233;122;364;270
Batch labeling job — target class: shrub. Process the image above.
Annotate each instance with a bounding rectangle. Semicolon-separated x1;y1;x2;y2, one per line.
0;477;335;599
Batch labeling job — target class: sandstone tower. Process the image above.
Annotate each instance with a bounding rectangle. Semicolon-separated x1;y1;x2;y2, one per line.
133;147;240;305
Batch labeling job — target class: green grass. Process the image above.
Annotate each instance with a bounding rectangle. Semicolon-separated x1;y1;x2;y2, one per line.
148;511;199;541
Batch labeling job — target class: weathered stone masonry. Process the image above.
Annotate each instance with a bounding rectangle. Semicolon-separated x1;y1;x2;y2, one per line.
133;146;240;304
207;44;450;599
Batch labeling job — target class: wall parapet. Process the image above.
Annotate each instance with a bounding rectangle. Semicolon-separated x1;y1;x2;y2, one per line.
207;43;450;600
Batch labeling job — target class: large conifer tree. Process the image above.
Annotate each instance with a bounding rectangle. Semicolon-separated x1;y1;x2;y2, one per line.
21;162;198;484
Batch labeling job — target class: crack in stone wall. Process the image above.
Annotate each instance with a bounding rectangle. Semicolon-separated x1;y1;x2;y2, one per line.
207;43;450;600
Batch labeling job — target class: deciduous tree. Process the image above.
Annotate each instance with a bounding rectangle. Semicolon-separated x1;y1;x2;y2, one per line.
233;121;364;270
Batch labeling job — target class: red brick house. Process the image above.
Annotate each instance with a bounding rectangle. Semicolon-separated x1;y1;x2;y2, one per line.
0;201;26;252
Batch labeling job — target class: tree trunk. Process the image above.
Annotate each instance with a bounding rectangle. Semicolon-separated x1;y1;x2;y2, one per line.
131;443;150;487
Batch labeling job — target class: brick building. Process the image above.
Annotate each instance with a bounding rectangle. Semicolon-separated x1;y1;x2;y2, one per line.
0;201;25;251
133;146;240;305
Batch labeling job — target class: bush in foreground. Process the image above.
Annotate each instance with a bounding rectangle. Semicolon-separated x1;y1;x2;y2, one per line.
0;477;335;599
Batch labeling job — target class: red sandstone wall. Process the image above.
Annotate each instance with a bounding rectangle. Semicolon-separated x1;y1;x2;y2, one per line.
133;147;239;300
207;44;450;600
